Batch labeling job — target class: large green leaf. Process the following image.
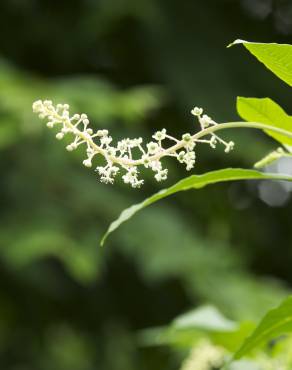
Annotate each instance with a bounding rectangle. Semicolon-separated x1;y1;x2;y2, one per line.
101;168;292;245
237;97;292;145
229;39;292;86
234;295;292;359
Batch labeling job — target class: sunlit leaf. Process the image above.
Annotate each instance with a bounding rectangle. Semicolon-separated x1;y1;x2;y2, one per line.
173;305;237;332
229;40;292;86
234;295;292;359
237;97;292;145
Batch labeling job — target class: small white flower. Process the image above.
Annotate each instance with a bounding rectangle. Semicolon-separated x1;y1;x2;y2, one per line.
142;154;151;168
97;129;109;137
56;132;64;140
46;121;54;128
154;169;168;182
117;140;128;154
200;114;214;128
106;147;117;157
210;135;217;148
191;107;203;116
147;141;160;154
122;166;144;188
177;151;186;163
225;141;234;153
32;100;44;113
100;136;112;146
182;134;195;150
153;129;166;141
182;133;192;142
83;158;92;168
129;137;143;147
149;160;162;172
72;114;80;120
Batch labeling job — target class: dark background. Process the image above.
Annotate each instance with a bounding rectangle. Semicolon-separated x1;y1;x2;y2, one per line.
1;0;292;369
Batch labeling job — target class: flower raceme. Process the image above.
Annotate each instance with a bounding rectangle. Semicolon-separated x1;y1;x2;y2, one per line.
32;100;234;187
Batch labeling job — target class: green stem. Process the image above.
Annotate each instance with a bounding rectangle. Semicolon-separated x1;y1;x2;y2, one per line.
141;121;292;165
198;121;292;139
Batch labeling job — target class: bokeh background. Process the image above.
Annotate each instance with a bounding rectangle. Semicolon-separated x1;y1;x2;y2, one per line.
1;0;292;369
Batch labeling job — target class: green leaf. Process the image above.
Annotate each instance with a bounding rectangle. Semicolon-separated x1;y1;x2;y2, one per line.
229;39;292;86
234;295;292;359
139;305;237;348
173;306;237;332
101;168;292;245
254;148;292;169
237;97;292;145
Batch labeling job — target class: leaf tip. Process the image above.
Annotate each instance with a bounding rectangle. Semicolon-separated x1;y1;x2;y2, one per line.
100;234;107;247
227;39;246;48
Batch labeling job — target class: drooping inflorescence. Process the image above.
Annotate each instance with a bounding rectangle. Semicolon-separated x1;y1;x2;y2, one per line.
32;100;234;187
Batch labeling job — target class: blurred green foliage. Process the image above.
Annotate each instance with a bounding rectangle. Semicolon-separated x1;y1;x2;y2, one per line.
1;0;292;369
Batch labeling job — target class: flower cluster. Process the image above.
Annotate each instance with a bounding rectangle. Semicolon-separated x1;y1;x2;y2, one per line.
32;100;234;187
180;340;225;370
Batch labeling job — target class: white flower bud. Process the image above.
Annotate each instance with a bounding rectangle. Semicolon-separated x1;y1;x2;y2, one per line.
200;114;214;128
225;141;235;153
62;127;70;134
83;159;92;167
210;136;217;148
32;100;43;113
182;133;192;142
44;100;52;106
47;122;54;128
56;132;64;140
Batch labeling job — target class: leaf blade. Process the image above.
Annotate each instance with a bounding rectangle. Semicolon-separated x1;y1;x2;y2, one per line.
237;97;292;145
230;39;292;86
234;295;292;359
101;168;292;245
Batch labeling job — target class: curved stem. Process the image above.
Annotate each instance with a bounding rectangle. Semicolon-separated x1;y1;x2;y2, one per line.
132;121;292;166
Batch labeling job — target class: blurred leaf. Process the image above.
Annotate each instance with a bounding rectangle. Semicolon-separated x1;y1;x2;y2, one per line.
237;97;292;145
212;322;255;353
0;119;20;149
253;148;292;169
139;326;202;348
173;305;237;332
1;228;100;284
139;306;237;348
229;359;262;370
101;168;292;245
234;295;292;359
230;40;292;86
